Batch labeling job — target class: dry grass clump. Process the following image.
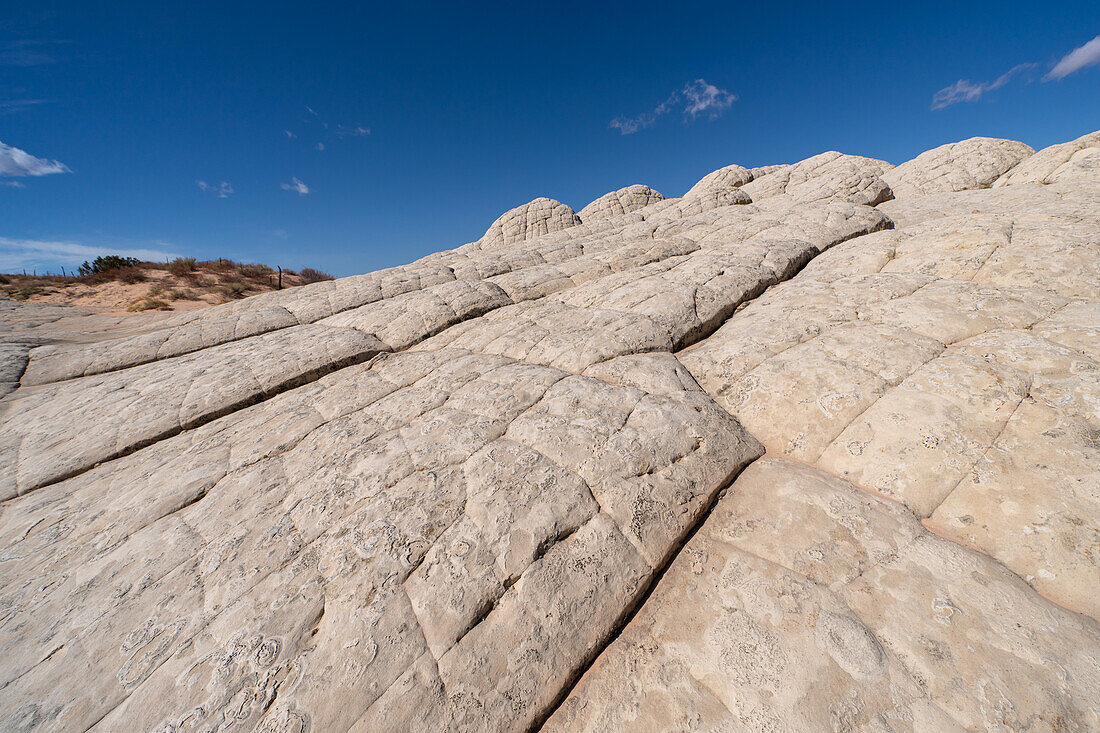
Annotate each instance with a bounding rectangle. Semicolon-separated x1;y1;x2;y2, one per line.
167;257;198;275
299;267;335;284
128;297;171;312
221;282;248;299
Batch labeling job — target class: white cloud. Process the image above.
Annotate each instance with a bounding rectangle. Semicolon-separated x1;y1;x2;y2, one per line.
273;229;290;239
0;140;70;177
610;79;736;135
611;96;674;134
1045;35;1100;80
682;79;736;118
281;177;310;195
284;129;296;138
0;237;179;272
0;41;64;67
336;125;371;137
931;63;1036;110
197;180;234;198
1;180;26;188
0;99;50;115
316;142;325;151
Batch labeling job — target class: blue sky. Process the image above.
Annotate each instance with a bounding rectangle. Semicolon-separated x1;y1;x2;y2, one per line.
2;2;1098;276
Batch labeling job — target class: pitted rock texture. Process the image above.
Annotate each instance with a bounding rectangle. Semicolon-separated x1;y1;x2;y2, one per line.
0;349;762;731
681;176;1100;619
994;129;1100;187
882;136;1035;196
740;151;894;206
2;130;1099;731
578;184;665;221
548;458;1100;732
477;197;582;249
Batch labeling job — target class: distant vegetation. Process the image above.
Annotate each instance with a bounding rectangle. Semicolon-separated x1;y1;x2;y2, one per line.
299;267;335;283
78;255;143;276
1;255;337;310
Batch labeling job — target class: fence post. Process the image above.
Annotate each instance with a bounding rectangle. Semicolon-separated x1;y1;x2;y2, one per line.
278;266;282;289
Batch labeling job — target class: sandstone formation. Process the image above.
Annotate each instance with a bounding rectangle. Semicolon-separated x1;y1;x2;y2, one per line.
1;132;1098;732
476;197;582;250
577;184;665;220
994;129;1100;187
882;136;1034;196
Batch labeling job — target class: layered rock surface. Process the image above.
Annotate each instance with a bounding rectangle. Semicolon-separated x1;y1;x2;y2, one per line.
1;132;1098;731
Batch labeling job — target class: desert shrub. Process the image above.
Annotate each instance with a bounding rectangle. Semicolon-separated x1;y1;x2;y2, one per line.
0;274;9;285
201;258;238;271
168;288;198;300
240;263;274;280
147;283;167;297
115;267;147;284
167;257;197;275
299;267;335;284
221;282;247;298
127;297;170;312
78;255;142;276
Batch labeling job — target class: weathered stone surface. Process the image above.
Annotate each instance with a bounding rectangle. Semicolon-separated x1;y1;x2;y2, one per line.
740;151;894;205
686;163;754;193
578;184;665;221
0;324;388;498
477;197;582;249
0;349;761;731
883;136;1035;196
994;129;1100;187
0;343;28;399
548;457;1100;732
681;177;1100;619
2;131;1099;731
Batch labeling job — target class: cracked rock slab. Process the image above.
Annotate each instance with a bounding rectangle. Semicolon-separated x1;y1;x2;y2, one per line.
548;457;1100;732
0;348;761;732
994;129;1100;187
681;180;1100;620
0;323;389;498
883;136;1035;197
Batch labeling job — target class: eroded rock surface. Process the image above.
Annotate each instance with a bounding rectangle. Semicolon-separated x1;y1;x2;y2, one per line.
2;131;1098;731
578;184;665;221
882;136;1034;196
548;458;1100;732
680;170;1100;620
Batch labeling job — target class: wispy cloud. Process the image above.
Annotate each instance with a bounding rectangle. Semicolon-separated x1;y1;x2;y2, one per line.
933;35;1100;109
611;96;674;135
197;180;234;198
0;99;51;115
931;63;1037;110
273;229;290;240
1045;34;1100;80
292;107;370;147
335;125;370;137
0;140;70;178
0;237;179;272
0;40;66;67
610;78;736;135
1;180;26;188
281;177;310;195
681;79;736;118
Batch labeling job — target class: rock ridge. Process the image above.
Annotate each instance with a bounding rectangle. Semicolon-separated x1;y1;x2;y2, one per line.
1;131;1098;731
